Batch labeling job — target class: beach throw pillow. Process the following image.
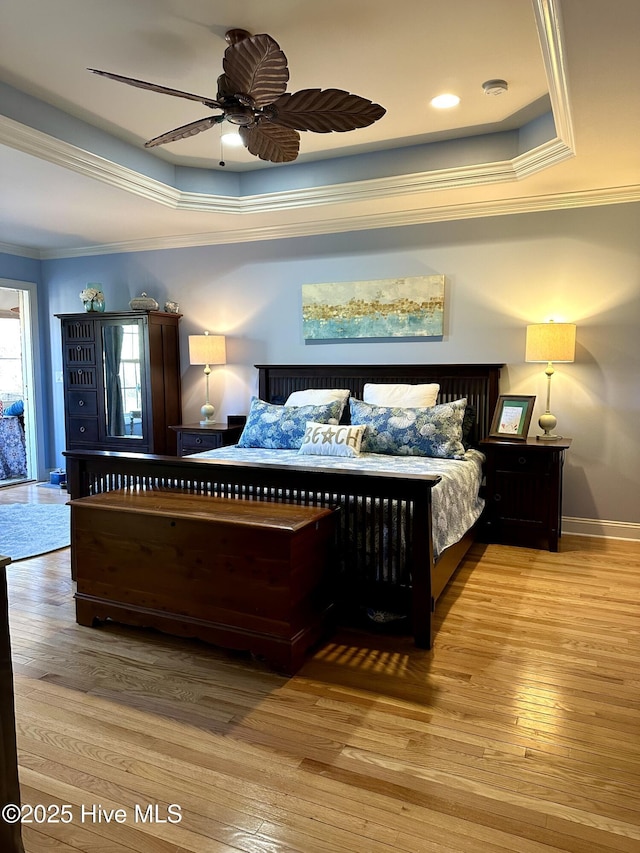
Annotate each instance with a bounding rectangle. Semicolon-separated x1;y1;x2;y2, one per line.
298;422;366;458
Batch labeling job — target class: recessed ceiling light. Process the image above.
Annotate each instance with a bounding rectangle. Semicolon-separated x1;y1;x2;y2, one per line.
430;93;461;109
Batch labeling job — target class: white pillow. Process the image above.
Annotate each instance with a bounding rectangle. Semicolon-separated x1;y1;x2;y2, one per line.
285;388;350;408
298;422;366;458
363;382;440;408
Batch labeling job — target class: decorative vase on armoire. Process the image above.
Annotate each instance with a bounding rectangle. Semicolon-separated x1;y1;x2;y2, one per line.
79;285;105;313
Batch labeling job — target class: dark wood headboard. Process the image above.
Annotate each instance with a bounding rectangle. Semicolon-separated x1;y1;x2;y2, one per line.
256;363;502;446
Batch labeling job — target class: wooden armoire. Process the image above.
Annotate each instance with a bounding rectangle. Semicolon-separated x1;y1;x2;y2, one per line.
56;310;181;455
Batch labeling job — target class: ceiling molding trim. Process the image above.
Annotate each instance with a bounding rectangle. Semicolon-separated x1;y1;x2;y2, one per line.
36;185;640;260
0;115;184;209
533;0;575;150
0;239;40;259
1;114;518;212
1;113;575;217
512;137;574;179
178;160;520;213
0;0;575;222
0;0;582;261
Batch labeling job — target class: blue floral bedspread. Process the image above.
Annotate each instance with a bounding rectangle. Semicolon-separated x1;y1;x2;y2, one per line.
0;417;27;479
193;446;485;559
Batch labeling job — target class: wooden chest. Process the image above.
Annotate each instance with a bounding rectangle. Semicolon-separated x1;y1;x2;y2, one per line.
71;489;338;674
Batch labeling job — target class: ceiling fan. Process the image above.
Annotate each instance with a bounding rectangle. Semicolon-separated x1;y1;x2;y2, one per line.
88;28;386;164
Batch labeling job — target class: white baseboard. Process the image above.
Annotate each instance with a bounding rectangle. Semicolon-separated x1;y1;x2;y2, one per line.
563;516;640;542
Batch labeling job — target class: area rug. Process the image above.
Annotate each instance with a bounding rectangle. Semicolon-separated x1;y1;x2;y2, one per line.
0;503;70;561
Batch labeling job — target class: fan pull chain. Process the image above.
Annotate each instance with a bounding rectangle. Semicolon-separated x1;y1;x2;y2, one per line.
219;128;226;167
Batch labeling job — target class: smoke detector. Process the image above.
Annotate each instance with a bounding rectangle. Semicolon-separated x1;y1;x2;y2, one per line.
482;79;508;96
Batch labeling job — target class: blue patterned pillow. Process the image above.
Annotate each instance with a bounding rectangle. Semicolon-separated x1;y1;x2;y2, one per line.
238;397;342;449
349;397;467;459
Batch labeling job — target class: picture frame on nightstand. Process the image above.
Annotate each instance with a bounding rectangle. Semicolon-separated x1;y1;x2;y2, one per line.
489;395;536;441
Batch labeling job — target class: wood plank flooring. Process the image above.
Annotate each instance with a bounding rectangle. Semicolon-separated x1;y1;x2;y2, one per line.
2;482;640;853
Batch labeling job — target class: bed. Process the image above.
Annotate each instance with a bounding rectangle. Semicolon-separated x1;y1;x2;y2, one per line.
64;363;502;649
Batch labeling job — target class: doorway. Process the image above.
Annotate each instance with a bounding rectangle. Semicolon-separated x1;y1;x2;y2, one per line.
0;282;38;486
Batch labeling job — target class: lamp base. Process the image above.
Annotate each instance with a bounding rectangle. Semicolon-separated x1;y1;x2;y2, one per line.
200;402;215;425
536;411;560;441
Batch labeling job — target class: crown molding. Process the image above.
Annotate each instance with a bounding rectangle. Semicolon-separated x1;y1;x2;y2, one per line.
0;240;41;259
533;0;575;150
512;137;574;179
36;184;640;259
0;113;549;215
4;0;623;261
0;1;575;221
0;117;184;209
178;158;521;213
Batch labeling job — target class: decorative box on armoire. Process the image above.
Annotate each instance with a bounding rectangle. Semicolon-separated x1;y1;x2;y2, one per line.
56;310;182;455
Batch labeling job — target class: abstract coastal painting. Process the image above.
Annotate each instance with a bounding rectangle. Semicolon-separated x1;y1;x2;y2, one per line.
301;275;445;340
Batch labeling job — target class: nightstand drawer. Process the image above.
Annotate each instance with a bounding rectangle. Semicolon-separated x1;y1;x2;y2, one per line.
180;432;223;454
493;451;553;475
170;423;244;457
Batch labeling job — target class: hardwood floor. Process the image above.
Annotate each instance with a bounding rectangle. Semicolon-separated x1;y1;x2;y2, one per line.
3;482;640;852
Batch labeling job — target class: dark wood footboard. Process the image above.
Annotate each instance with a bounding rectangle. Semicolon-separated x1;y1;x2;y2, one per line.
65;449;441;647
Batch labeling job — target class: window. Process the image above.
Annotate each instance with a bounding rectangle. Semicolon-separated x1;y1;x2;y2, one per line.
119;325;142;436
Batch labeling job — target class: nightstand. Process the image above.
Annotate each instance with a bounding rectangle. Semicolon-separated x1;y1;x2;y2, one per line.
169;422;244;456
480;437;572;551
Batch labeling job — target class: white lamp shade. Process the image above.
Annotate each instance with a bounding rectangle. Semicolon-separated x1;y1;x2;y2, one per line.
188;334;226;366
525;322;576;363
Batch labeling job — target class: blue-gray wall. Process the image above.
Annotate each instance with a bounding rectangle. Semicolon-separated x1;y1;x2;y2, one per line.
2;201;639;538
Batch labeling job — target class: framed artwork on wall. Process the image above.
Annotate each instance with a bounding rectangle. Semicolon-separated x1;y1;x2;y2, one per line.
301;274;445;340
489;395;536;440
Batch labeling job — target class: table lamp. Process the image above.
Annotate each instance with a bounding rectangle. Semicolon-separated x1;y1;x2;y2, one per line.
525;320;576;440
188;332;226;424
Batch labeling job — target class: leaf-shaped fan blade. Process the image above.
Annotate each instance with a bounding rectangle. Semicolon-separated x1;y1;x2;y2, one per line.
88;69;221;109
223;34;289;107
216;73;236;100
239;123;300;163
269;88;386;133
144;116;223;149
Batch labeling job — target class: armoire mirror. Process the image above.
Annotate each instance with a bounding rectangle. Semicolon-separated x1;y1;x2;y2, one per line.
102;320;144;439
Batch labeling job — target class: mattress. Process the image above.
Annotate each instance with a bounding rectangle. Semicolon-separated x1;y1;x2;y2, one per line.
192;446;485;559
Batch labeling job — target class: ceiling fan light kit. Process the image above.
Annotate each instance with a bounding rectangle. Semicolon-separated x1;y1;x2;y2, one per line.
88;29;386;165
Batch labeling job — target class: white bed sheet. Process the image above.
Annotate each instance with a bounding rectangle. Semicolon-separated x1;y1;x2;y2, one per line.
192;446;485;559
